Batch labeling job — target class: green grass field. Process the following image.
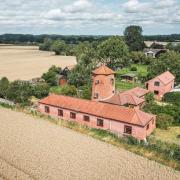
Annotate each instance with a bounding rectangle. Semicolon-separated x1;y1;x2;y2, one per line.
115;64;147;91
152;127;180;145
116;64;148;77
115;80;143;91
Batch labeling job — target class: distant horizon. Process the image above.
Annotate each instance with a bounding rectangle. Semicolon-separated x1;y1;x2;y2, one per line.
0;33;180;36
1;0;180;35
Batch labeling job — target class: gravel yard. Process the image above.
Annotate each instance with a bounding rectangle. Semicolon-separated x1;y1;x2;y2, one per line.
0;108;179;180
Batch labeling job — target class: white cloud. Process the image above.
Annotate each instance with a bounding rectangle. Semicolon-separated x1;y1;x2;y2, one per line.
0;0;179;34
64;0;92;13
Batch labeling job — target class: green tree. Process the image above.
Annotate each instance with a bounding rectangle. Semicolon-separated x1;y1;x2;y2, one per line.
148;51;180;83
68;63;93;87
97;36;130;69
33;82;50;99
51;40;67;55
130;51;147;64
42;66;61;86
6;81;33;105
0;77;9;98
124;25;144;51
39;38;53;51
60;85;77;96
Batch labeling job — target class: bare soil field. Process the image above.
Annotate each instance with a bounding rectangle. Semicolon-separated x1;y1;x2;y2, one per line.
0;108;179;180
0;46;76;81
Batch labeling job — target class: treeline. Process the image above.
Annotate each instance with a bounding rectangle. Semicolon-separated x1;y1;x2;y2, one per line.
1;33;180;45
0;34;109;45
144;34;180;42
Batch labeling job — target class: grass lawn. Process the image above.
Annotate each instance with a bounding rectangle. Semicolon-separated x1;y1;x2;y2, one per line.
116;80;143;91
116;64;148;77
152;126;180;145
115;64;148;91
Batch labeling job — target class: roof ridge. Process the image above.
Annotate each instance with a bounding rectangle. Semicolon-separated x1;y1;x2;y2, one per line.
133;109;144;126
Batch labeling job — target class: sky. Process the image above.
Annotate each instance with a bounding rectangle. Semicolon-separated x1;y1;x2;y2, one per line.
0;0;180;35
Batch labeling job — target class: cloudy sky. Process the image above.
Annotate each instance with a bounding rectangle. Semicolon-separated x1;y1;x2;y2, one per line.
0;0;180;35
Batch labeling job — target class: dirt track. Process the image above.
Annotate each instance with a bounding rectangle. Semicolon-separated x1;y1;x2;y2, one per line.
0;108;179;180
0;46;76;81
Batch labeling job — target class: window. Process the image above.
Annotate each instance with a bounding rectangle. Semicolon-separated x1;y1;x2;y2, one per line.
112;90;115;94
146;83;149;89
146;124;149;130
83;115;90;122
124;125;132;134
70;112;76;119
94;93;99;99
97;119;104;127
58;109;63;117
154;81;160;86
95;80;100;85
110;78;114;85
45;106;50;113
154;90;159;95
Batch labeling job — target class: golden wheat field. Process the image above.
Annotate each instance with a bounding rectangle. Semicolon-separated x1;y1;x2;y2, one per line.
0;108;179;180
0;45;76;81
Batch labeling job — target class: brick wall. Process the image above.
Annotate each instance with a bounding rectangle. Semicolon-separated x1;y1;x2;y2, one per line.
38;103;155;140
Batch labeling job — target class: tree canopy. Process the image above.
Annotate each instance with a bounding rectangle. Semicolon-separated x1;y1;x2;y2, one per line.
97;36;130;69
148;51;180;83
124;25;144;51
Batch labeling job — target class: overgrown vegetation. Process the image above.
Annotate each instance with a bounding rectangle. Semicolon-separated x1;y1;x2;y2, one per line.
0;77;50;105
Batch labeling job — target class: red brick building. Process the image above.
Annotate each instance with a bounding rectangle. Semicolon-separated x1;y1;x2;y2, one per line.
38;65;156;140
91;65;115;101
146;71;175;100
39;94;156;140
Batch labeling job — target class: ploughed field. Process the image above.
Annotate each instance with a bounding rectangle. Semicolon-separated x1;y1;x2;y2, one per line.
0;46;76;81
0;108;179;180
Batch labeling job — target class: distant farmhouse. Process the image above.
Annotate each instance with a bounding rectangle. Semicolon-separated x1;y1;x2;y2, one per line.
39;65;156;140
144;48;167;58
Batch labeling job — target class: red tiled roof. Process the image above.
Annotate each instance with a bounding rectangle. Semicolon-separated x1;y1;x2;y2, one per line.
126;87;149;98
93;65;115;75
39;94;154;127
101;92;144;106
147;71;175;85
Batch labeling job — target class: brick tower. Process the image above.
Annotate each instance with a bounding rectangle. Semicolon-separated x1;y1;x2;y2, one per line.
92;65;115;101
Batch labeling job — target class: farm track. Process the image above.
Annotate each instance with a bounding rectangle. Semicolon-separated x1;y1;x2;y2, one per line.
0;108;180;180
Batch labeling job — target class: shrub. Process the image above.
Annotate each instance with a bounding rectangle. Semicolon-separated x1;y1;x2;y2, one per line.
33;82;50;99
156;113;174;130
164;92;180;105
6;80;33;105
130;66;137;71
0;77;9;98
42;65;61;86
60;85;77;96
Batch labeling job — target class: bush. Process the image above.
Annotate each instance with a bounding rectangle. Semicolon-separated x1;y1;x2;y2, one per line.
0;77;9;98
42;65;61;86
156;113;174;130
33;82;50;99
60;85;77;96
6;80;33;105
130;66;137;71
164;92;180;105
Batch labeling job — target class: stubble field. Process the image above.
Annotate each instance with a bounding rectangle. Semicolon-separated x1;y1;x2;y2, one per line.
0;46;76;81
0;108;179;180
